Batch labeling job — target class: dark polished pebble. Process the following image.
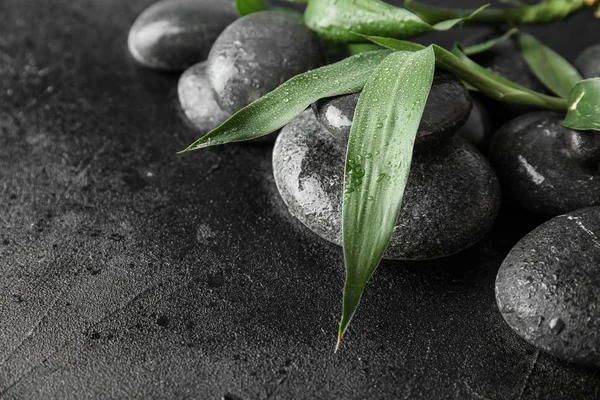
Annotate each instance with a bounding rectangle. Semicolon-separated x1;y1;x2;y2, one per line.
273;110;501;260
128;0;237;71
207;11;324;114
178;62;230;133
312;70;472;149
456;97;492;153
575;44;600;79
490;112;600;216
496;207;600;368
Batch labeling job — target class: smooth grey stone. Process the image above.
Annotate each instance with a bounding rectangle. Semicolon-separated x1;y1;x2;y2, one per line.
490;112;600;216
312;71;472;149
128;0;237;71
272;110;501;260
496;207;600;368
575;44;600;78
456;97;492;154
178;61;230;133
207;11;324;114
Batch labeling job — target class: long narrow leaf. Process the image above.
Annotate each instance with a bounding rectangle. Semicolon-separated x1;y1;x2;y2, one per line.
562;78;600;131
304;0;487;43
338;47;435;349
179;50;391;152
461;28;518;56
519;33;583;98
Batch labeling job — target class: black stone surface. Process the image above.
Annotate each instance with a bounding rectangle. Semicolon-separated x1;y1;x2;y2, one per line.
272;110;500;261
313;71;472;149
575;43;600;79
496;207;600;368
207;11;324;114
490;112;600;216
127;0;237;71
1;0;600;399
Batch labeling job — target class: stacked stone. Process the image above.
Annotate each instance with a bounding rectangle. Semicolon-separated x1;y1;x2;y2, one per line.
272;71;502;260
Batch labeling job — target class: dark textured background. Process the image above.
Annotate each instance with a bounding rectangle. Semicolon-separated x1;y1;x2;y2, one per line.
1;0;599;399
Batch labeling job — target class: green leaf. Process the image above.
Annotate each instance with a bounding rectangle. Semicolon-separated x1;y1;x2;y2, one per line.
519;33;583;98
365;35;567;112
562;78;600;131
404;0;588;26
235;0;269;16
337;48;435;349
303;0;487;43
460;28;518;56
179;50;391;152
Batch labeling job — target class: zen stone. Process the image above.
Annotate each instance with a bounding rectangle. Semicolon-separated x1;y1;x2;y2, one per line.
178;62;230;133
490;112;600;216
128;0;237;71
575;44;600;78
312;71;472;149
456;97;492;153
207;11;324;114
272;110;501;260
496;207;600;368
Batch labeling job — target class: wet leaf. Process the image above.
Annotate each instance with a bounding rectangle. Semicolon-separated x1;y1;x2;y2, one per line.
304;0;487;43
337;47;435;349
179;50;391;152
235;0;268;16
562;78;600;131
519;33;583;98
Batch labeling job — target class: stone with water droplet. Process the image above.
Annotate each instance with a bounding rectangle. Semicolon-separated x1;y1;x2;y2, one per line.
127;0;237;71
272;110;500;260
207;11;324;114
496;207;600;368
312;71;472;149
490;112;600;216
575;43;600;79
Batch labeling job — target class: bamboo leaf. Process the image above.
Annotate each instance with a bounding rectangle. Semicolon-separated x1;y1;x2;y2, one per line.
235;0;268;16
461;28;518;56
519;33;583;98
179;50;391;152
304;0;487;43
562;78;600;131
337;47;435;349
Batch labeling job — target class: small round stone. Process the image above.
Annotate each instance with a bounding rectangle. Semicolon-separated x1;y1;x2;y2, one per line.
273;110;501;260
456;97;492;153
178;62;230;133
127;0;237;71
575;44;600;79
207;11;324;114
496;207;600;368
490;112;600;216
312;71;472;149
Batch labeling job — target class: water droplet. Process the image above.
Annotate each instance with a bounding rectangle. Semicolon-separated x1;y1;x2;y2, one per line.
549;317;565;335
376;123;383;129
376;173;386;182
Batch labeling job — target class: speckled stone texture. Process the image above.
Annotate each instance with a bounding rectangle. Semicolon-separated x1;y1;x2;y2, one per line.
496;207;600;368
177;61;230;133
127;0;237;71
313;71;472;149
575;44;600;78
273;110;501;260
207;11;324;114
2;0;600;399
490;112;600;216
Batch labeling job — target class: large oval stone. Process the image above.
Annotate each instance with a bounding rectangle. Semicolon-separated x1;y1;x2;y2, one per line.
178;61;230;133
207;11;324;114
128;0;237;71
312;71;472;149
273;110;501;260
490;112;600;216
575;44;600;79
496;207;600;368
